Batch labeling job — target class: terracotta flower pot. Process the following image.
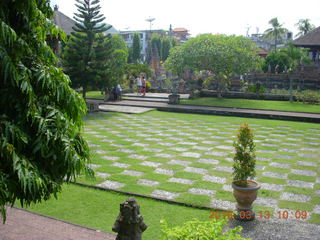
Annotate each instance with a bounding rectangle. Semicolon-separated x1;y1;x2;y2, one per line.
232;180;260;221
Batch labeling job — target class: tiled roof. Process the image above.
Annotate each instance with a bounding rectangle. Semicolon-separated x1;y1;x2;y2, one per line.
293;26;320;46
173;28;188;32
53;10;75;35
53;9;118;35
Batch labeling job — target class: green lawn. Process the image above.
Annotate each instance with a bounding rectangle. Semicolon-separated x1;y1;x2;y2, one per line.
181;97;320;113
18;184;223;239
81;111;320;225
86;91;104;99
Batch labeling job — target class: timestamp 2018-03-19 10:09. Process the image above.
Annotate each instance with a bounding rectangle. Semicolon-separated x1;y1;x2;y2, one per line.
209;210;309;220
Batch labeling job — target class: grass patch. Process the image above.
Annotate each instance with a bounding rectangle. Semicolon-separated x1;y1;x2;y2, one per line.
259;189;281;199
18;184;215;239
86;91;104;99
107;174;139;184
173;171;203;180
119;184;154;195
310;214;320;224
157;182;190;192
264;166;291;174
142;173;171;182
191;181;223;191
181;97;320;113
288;174;316;182
283;186;314;195
278;200;313;211
175;193;211;206
215;191;235;201
258;177;287;185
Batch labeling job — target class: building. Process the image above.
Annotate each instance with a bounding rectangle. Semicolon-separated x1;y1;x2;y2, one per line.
248;32;293;51
119;29;167;61
172;28;190;43
293;26;320;64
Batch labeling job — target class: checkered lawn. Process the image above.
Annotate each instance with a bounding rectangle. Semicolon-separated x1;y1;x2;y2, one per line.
78;111;320;224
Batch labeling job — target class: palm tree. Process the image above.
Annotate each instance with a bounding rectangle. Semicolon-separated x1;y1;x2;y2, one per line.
295;19;315;38
264;18;288;51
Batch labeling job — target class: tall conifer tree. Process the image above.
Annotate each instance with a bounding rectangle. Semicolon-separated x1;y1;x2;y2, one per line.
63;0;111;98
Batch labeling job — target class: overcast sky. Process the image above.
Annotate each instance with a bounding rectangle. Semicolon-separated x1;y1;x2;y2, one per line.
50;0;320;38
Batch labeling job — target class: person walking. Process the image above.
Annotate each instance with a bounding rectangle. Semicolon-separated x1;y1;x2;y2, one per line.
141;76;146;96
116;84;122;100
136;75;142;95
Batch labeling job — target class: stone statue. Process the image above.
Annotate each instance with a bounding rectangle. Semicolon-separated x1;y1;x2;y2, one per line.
112;198;148;240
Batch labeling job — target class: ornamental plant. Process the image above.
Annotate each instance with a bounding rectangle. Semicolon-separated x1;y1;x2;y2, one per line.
160;219;248;240
233;124;256;187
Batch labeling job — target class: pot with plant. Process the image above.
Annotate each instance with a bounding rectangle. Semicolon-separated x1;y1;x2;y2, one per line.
232;123;260;221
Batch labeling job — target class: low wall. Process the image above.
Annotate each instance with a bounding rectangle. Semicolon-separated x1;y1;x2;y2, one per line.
200;90;296;101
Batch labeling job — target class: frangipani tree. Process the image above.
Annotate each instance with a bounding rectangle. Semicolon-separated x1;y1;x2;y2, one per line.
165;34;262;97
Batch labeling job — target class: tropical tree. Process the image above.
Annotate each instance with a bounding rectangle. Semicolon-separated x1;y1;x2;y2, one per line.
264;17;288;51
0;0;91;222
62;0;111;98
295;19;315;38
101;35;128;98
165;34;262;97
130;32;142;63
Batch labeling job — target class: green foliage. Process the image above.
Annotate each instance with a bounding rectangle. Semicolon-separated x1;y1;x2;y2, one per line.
62;0;112;98
233;124;256;187
296;90;320;105
130;32;141;63
246;83;266;94
160;219;249;240
263;43;310;73
264;17;288;51
102;35;128;89
295;19;315;38
0;0;91;222
150;34;176;62
262;51;290;73
165;34;262;95
126;63;152;78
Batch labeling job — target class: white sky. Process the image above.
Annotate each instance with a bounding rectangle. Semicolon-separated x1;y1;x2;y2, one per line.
51;0;320;37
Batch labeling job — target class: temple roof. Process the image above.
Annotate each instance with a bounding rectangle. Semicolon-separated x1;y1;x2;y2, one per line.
53;9;75;35
293;26;320;47
53;6;118;36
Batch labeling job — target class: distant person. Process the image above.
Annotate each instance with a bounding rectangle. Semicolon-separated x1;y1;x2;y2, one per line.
112;85;118;100
116;84;122;100
141;76;146;96
136;76;142;95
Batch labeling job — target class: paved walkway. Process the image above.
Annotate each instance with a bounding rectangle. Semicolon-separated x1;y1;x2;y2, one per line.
0;207;116;240
101;100;320;123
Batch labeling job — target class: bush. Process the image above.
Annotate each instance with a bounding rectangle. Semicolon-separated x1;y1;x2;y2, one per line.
160;219;249;240
296;90;320;105
246;82;266;94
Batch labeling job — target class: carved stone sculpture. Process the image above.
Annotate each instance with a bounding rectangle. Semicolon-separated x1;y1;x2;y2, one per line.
112;198;147;240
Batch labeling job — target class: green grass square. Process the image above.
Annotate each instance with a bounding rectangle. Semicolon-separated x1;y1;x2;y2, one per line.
278;200;313;211
173;171;203;180
215;190;234;201
175;193;211;206
107;174;139;184
157;182;190;192
283;186;314;196
258;177;287;185
119;184;154;195
288;174;316;182
259;189;281;199
309;213;320;224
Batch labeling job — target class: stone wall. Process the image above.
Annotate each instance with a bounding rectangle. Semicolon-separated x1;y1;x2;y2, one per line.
246;73;320;91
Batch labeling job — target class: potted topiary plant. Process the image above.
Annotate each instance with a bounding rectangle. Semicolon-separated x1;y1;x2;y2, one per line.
232;123;260;221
